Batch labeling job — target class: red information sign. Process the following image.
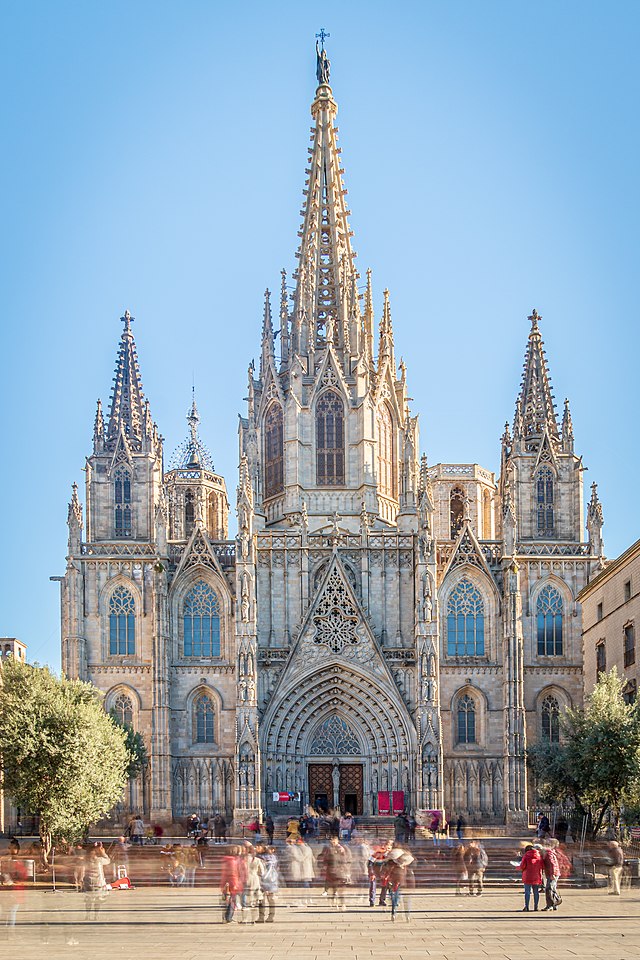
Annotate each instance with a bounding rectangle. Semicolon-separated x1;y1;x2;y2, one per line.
392;790;405;814
377;791;391;815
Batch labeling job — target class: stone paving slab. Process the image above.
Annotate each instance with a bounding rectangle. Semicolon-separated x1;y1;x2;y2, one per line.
0;887;638;960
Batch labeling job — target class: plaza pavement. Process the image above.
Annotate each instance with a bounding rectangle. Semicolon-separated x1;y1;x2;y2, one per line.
0;886;638;960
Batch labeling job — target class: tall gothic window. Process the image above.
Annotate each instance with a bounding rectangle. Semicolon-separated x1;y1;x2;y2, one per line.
457;694;476;744
112;692;134;728
377;402;396;498
450;487;465;539
109;585;136;656
183;581;221;657
114;465;132;538
194;693;215;743
541;695;560;742
316;390;345;486
264;402;284;499
536;466;554;535
536;584;563;656
184;489;195;536
624;623;636;668
447;579;485;657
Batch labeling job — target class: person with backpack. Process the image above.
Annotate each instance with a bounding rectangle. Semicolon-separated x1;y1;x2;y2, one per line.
518;844;544;911
256;844;280;922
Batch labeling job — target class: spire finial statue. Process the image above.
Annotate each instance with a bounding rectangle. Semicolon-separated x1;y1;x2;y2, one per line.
315;29;331;85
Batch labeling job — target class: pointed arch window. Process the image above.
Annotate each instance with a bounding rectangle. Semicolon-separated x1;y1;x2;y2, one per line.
536;584;563;656
264;402;284;499
447;579;485;657
450;487;465;539
183;581;220;657
377;402;396;498
316;390;345;486
112;692;134;728
184;489;195;536
457;694;476;744
114;465;132;538
109;586;136;656
536;466;554;535
541;695;560;742
194;693;215;743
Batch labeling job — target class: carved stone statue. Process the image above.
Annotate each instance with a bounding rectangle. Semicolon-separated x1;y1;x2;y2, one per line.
316;41;330;85
241;572;250;623
332;762;340;808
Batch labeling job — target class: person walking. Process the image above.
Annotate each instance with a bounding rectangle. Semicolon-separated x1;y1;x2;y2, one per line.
265;815;275;845
384;848;415;921
256;844;280;922
220;846;245;923
453;843;468;895
318;836;350;910
608;840;625;896
82;844;111;921
242;846;264;923
465;841;488;896
518;844;544;911
297;839;315;904
541;839;562;911
130;815;145;846
456;816;466;842
368;840;393;906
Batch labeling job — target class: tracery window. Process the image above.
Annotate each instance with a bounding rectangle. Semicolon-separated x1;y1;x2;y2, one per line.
457;694;476;744
536;584;563;656
194;693;215;743
624;623;635;668
184;489;195;536
109;586;136;656
596;641;606;675
450;487;465;539
316;390;345;486
447;579;485;657
309;715;361;756
313;569;358;653
536;466;554;535
183;581;221;657
264;402;284;499
541;695;560;742
377;402;396;498
114;466;132;538
112;692;134;728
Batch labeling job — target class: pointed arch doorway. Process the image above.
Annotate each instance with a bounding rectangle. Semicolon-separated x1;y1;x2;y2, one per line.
307;715;364;815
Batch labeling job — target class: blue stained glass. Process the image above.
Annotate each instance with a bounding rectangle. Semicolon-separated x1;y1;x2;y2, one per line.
183;582;220;657
447;580;485;657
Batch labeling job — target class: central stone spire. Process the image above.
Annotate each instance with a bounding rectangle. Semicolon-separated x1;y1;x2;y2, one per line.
290;46;361;361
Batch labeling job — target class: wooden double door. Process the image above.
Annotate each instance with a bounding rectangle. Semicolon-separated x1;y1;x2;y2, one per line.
308;763;363;815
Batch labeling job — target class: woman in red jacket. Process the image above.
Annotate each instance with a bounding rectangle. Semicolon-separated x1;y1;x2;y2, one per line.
518;845;544;911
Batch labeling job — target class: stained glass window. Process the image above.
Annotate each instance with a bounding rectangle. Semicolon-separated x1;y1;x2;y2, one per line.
194;694;215;743
114;466;132;537
183;581;220;657
316;391;345;486
536;466;554;535
309;715;361;755
447;579;485;656
541;695;560;742
264;402;284;499
537;584;563;656
457;695;476;744
112;693;133;728
109;586;135;655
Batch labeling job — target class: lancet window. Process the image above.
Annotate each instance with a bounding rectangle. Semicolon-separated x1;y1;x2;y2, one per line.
536;584;563;656
183;581;221;657
377;402;396;498
114;465;132;538
184;489;195;536
316;390;345;486
264;402;284;499
109;586;136;656
536;466;554;535
457;694;476;744
194;693;215;743
450;487;465;539
541;695;560;742
447;579;485;657
112;692;134;728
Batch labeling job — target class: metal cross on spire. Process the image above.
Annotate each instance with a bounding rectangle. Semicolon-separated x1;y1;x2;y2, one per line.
315;27;330;51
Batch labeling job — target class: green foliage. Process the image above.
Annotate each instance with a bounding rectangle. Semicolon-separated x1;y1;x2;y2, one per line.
110;712;147;779
0;660;129;855
527;668;640;837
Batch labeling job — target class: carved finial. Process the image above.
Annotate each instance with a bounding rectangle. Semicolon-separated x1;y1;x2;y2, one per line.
121;309;134;333
528;308;540;334
187;386;200;442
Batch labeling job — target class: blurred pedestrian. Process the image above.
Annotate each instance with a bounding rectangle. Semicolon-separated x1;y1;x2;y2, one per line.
608;840;625;896
518;844;544;911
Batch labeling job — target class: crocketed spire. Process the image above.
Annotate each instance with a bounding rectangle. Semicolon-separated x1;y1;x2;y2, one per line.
169;389;215;472
105;310;147;451
513;310;560;449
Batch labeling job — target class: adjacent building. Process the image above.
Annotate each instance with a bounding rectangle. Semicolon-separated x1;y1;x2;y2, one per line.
55;47;606;827
579;537;639;702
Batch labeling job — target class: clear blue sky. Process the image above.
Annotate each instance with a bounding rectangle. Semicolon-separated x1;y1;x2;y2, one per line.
2;1;638;668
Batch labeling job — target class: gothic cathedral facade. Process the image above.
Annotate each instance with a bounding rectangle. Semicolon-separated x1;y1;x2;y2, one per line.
57;57;606;827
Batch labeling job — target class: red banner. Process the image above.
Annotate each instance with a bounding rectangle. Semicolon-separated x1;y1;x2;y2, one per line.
392;790;405;814
377;791;391;815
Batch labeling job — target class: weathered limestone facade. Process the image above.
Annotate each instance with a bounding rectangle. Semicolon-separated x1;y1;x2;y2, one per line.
56;51;606;827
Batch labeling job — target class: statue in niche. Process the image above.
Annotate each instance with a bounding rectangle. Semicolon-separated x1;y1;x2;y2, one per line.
332;763;340;808
382;768;389;790
241;573;250;622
